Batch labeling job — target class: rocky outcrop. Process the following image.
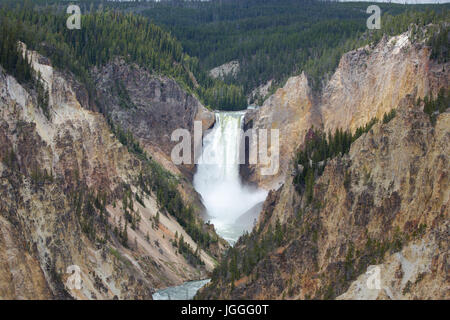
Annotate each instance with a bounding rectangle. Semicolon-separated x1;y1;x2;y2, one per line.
92;57;214;164
0;216;52;299
200;97;449;300
242;72;321;190
248;79;273;105
242;31;449;190
337;225;448;300
201;28;449;300
320;33;448;134
209;61;240;80
232;201;265;235
0;47;222;299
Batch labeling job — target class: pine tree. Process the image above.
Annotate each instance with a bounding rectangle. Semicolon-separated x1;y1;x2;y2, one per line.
123;220;128;247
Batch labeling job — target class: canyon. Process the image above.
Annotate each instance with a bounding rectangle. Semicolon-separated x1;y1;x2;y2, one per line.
199;29;449;300
0;44;225;299
0;19;448;301
242;31;449;190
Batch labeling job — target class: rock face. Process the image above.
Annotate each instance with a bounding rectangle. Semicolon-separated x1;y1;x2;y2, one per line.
199;27;449;300
242;31;449;190
0;47;222;299
0;216;52;299
90;57;218;223
248;79;274;105
209;60;240;80
200;98;449;300
320;33;446;134
92;58;214;177
233;201;265;235
337;227;448;300
242;72;321;189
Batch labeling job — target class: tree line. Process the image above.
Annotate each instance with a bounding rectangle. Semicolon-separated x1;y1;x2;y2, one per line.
293;119;378;202
0;15;50;118
141;0;449;96
0;1;247;110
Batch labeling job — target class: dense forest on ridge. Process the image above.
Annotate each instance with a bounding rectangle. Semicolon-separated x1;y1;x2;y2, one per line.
141;0;449;100
2;0;447;108
0;1;222;255
0;0;248;110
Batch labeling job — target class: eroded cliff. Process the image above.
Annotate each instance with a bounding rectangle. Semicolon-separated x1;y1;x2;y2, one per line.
92;57;214;179
242;31;449;190
200;96;449;300
0;46;223;299
242;72;321;190
199;26;449;300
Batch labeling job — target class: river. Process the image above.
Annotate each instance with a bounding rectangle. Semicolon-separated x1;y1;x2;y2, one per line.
152;279;210;300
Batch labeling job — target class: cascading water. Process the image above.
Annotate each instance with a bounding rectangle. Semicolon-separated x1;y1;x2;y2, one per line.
154;111;266;300
193;111;268;244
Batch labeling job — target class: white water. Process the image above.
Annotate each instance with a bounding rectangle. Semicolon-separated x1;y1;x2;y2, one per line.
152;279;210;300
193;111;268;244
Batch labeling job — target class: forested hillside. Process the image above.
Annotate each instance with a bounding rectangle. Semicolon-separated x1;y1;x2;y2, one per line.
3;0;446;108
0;0;247;110
141;0;449;99
0;1;234;298
0;1;225;268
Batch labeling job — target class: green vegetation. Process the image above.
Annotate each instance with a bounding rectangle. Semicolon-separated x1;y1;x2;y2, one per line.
143;0;369;94
192;2;448;299
2;1;448;110
106;113;215;249
210;218;287;285
108;118;145;157
114;79;136;110
382;108;397;124
0;15;50;118
0;4;186;100
422;88;449;125
0;1;246;110
2;0;448;298
138;160;216;249
0;17;33;83
122;187;140;231
2;1;447;109
109;247;132;267
427;24;449;63
142;0;449;96
205;117;381;293
107;114;216;250
202;82;247;111
30;166;54;185
71;185;110;245
343;224;427;284
172;234;204;267
1;149;18;170
294;118;378;198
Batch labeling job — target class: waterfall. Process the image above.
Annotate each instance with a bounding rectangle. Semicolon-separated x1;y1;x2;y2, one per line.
193;111;268;244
